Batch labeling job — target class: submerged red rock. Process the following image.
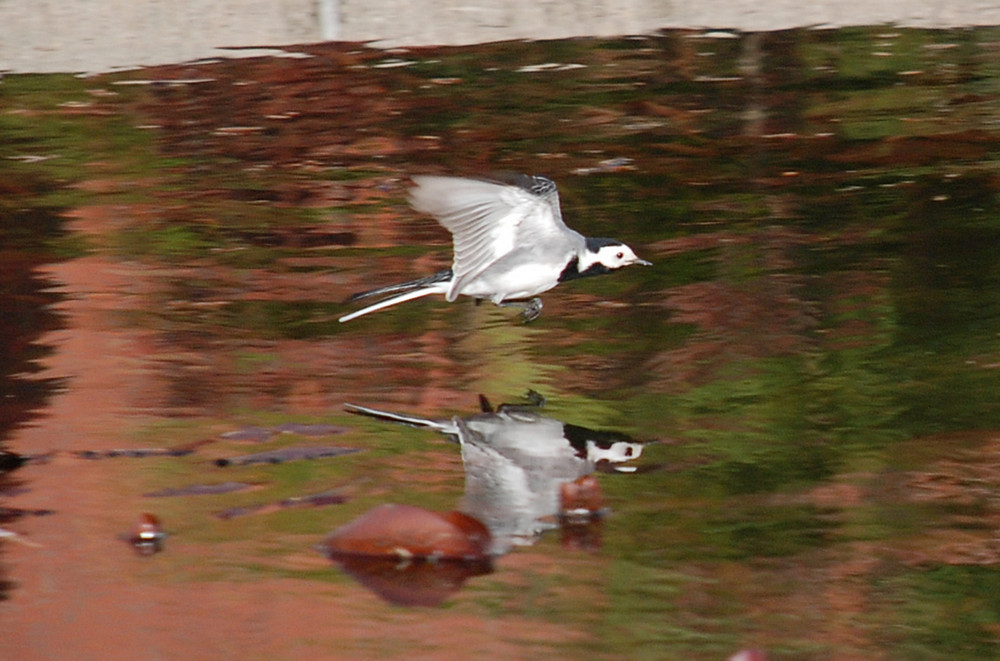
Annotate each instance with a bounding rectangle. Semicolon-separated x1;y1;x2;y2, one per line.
320;503;491;561
319;504;493;605
126;513;166;555
559;474;606;522
332;555;493;607
559;475;606;551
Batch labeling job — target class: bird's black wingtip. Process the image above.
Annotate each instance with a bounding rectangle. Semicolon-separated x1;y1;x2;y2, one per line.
344;289;373;303
494;171;557;197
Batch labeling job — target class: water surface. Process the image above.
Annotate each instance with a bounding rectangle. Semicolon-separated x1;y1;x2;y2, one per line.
3;27;1000;660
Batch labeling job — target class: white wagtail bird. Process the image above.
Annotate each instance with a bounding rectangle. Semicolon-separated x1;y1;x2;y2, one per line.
338;173;651;323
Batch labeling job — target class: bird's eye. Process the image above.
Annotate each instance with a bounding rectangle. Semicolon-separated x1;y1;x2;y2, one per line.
616;252;624;259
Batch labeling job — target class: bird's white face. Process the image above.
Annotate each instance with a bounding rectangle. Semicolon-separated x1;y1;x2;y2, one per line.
587;440;645;471
592;243;651;270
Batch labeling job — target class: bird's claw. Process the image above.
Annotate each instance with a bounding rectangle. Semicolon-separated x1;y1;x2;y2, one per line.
521;298;543;323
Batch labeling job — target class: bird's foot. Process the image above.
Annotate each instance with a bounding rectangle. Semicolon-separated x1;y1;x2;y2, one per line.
496;297;543;322
521;297;543;323
495;389;546;414
524;389;546;407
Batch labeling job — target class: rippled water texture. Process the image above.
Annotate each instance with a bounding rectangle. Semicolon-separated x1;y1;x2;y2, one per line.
2;28;1000;660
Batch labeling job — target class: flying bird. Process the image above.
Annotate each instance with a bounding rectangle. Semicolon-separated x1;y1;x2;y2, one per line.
338;173;650;322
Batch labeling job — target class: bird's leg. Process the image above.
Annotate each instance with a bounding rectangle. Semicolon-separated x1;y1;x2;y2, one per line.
522;297;543;322
496;389;546;414
524;389;546;407
496;297;543;322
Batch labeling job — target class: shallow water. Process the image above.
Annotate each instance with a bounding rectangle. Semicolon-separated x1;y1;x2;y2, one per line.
3;28;1000;660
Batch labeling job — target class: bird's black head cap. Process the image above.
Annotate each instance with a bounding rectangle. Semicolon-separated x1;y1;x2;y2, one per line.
585;237;624;252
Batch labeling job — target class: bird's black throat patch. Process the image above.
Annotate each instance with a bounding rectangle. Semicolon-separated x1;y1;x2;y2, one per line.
559;237;623;281
558;256;610;282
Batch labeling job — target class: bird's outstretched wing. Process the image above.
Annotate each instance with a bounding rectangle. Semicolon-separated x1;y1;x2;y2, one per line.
408;174;582;301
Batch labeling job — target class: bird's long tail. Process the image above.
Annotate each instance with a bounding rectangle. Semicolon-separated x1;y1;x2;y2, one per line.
338;269;452;323
343;403;456;435
346;269;453;302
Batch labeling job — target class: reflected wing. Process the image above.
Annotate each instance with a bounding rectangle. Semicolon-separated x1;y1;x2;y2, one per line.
408;175;579;300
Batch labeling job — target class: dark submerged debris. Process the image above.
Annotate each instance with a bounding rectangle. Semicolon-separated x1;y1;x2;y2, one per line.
271;422;349;436
143;481;256;497
0;506;56;519
72;438;217;460
220;427;273;442
75;447;195;460
0;451;28;472
220;423;349;443
213;506;258;520
214;445;362;467
212;488;347;519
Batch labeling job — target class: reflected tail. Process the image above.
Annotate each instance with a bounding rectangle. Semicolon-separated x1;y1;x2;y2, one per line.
344;404;456;435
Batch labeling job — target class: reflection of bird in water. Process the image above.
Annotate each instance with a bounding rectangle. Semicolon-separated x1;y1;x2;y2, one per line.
338;173;650;323
345;395;645;554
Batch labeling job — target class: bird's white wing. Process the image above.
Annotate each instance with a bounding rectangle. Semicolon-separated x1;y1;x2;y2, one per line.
408;175;578;300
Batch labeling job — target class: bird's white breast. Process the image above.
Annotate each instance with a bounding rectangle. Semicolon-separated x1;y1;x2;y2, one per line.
457;256;569;302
